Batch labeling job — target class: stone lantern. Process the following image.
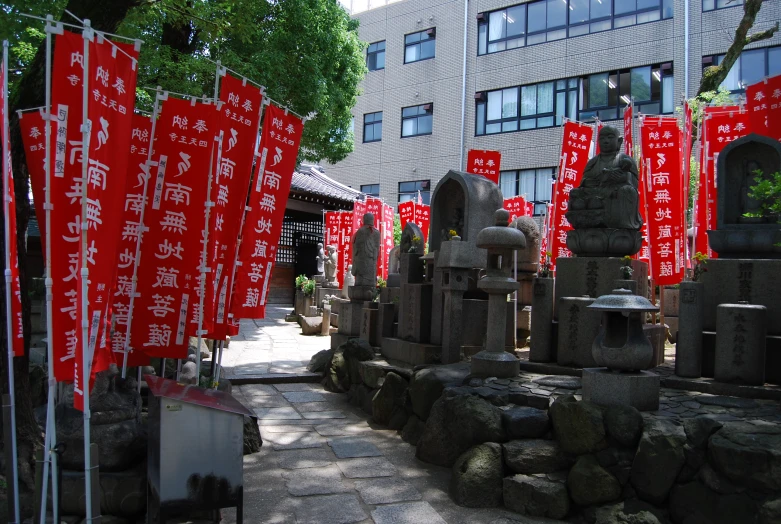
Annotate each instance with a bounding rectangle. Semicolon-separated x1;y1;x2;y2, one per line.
471;209;525;378
582;288;660;411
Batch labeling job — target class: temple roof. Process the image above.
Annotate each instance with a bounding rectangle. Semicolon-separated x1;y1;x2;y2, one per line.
291;164;365;205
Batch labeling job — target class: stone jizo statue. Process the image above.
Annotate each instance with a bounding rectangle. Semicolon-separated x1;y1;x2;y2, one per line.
351;213;381;287
324;245;338;285
567;126;643;230
315;243;325;275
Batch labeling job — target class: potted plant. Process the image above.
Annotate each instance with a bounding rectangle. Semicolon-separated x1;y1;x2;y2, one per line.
614;255;637;293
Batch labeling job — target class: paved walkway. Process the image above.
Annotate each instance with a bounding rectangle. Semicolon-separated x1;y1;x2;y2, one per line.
216;307;548;524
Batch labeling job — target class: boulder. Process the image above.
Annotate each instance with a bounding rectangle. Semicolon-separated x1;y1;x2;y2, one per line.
408;363;471;421
503;474;569;519
29;364;48;408
387;406;409;431
445;386;508;406
359;361;387;389
372;372;409;426
594;500;668;524
416;394;505;467
300;315;323;336
708;421;781;492
669;481;758;524
503;439;573;474
630;418;686;505
683;416;723;449
603;405;644;448
347;384;375;415
342;338;375;386
401;414;425;446
450;443;504;508
188;336;210;360
323;349;350;392
698;463;740;494
568;454;621;506
549;395;607;455
501;406;550;439
760;497;781;524
307;349;333;373
243;416;263;454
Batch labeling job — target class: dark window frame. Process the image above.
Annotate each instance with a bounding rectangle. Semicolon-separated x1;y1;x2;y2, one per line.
367;40;386;71
703;0;743;12
401;104;434;138
404;28;437;64
498;167;556;216
361;184;380;197
398;180;431;204
363;111;383;143
702;45;781;93
578;63;674;121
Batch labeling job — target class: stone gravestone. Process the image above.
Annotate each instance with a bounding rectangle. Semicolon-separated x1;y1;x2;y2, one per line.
714;303;767;386
557;297;600;368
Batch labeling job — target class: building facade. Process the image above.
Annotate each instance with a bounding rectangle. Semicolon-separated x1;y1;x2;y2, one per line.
324;0;781;214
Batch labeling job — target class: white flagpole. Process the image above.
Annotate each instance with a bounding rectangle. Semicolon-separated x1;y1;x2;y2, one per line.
39;15;62;523
79;20;95;521
121;89;165;378
2;39;20;524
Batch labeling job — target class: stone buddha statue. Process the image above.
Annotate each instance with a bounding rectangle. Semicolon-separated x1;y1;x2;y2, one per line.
351;213;381;287
567;126;643;231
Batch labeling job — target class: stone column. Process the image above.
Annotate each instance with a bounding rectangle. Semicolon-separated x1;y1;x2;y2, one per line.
529;277;554;362
714;303;766;386
430;267;444;345
557;296;600;368
321;305;331;336
440;268;470;364
613;279;637;294
676;281;704;378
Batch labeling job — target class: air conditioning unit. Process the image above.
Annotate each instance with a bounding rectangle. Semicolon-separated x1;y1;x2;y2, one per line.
476;13;486;21
474;92;485;101
426;27;436;37
423;103;433;111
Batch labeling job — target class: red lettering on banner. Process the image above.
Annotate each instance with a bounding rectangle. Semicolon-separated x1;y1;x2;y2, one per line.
398;201;415;232
340;211;353;285
231;105;303;319
466;150;501;184
503;195;530;222
746;74;781;141
20;110;48;245
413;203;430;244
381;203;394;280
623;106;633;156
131;98;218;358
550;121;593;270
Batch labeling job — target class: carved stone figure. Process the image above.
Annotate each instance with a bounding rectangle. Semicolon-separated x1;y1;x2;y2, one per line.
315;243;326;275
324;245;339;286
351;213;381;287
568;126;642;229
400;222;424;254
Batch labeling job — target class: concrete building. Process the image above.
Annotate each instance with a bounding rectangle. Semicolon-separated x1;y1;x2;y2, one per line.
326;0;781;214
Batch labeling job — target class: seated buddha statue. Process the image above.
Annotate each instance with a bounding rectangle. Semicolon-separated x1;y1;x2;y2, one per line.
567;126;643;231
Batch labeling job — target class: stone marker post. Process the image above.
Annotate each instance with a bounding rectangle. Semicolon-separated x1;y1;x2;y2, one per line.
676;281;704;378
714;303;767;386
530;276;554;362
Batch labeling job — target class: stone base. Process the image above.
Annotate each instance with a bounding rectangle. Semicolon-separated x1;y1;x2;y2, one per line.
349;285;375;302
707;229;781;259
701;331;780;385
337;301;364;337
582;368;660;411
470;350;520;378
565;228;642;257
380;337;440;366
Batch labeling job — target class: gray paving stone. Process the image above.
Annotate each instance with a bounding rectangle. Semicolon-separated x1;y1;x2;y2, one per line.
259;424;315;433
533;376;582;390
291;493;368;524
354;478;422;504
276;448;334;469
295;401;340;412
371;502;447;524
336;457;396;478
246;395;290;408
314;423;372;436
264;432;324;450
282;391;327;403
302;411;347;420
698;395;759;409
239;384;277;396
328;437;383;458
258;418;313;426
254;407;302;420
283;465;351;496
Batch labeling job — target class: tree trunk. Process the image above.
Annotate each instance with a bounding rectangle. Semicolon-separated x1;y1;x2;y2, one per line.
2;0;140;513
698;0;778;95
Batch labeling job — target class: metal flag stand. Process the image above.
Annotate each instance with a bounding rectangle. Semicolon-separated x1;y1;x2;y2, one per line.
2;39;21;524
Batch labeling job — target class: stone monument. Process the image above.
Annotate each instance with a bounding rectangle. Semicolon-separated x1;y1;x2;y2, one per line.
341;264;355;299
350;213;381;301
566;126;643;257
470;209;524;378
323;245;339;288
314;243;326;282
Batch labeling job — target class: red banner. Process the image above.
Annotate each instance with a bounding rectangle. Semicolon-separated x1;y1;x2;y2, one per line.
19;109;48;245
503;195;529;222
550;121;593;270
746;74;781;140
130;97;218;358
111;113;152;368
352;199;366;232
364;197;383;278
413;203;430;244
1;59;23;356
339;211;353;285
623;106;633;156
640;118;685;286
466;149;501;184
231;104;303;319
206;74;264;339
636;166;651;264
398;201;415;231
381;203;394;280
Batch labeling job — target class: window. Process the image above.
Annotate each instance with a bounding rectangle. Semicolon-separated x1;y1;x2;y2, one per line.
401;104;433;137
363;112;383;143
361;184;380;197
477;0;672;55
579;63;674;121
703;0;742;11
404;29;436;63
703;46;781;93
398;180;431;204
476;79;577;135
499;168;555;215
367;41;385;71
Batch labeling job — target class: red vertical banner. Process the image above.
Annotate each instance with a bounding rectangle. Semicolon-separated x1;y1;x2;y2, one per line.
1;60;23;356
623;106;633;156
746;75;781;140
324;211;343;287
19;110;48;245
466;149;501;184
503;195;528;222
130;97;218;358
365;197;383;278
339;211;353;284
768;76;781;141
231;105;303;319
352;199;366;232
206;74;264;339
398;201;415;232
640;118;685;286
111;113;152;367
50;30;89;382
550;121;593;270
636;166;651;264
413;203;430;244
381;203;393;279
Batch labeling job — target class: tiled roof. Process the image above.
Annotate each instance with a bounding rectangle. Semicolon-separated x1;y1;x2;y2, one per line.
291;164;365;203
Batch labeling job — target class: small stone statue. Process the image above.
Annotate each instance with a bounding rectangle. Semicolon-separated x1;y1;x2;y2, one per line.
315;243;326;275
324;245;339;286
567;126;643;230
351;213;381;287
342;264;356;299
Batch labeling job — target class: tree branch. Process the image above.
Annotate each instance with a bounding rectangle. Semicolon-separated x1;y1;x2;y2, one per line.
745;21;779;44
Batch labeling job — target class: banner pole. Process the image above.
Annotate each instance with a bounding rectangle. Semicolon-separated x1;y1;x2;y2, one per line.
122;90;164;379
2;39;20;524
